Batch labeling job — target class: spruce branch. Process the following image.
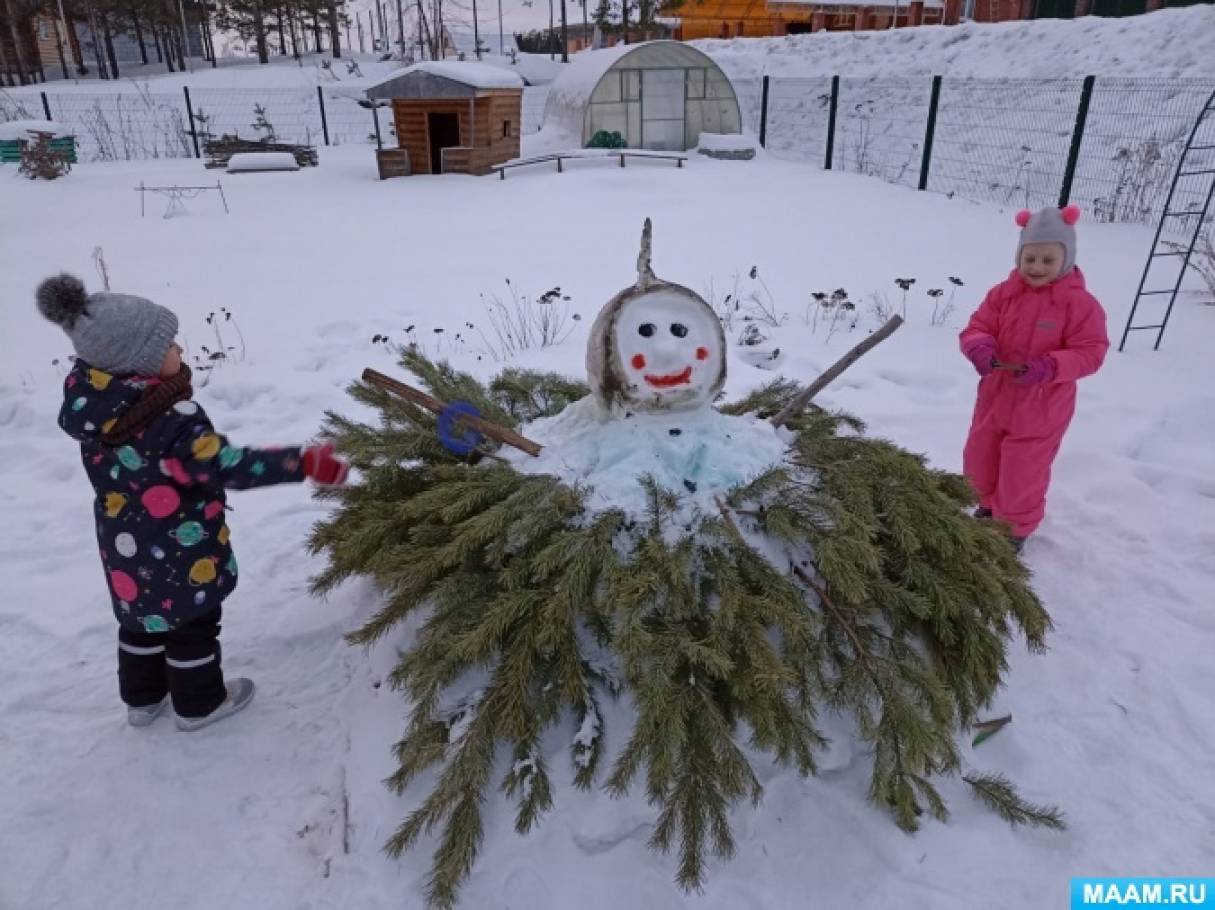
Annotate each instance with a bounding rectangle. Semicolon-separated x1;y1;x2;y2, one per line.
964;772;1067;830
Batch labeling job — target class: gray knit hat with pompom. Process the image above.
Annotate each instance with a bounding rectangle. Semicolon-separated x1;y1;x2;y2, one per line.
37;274;178;377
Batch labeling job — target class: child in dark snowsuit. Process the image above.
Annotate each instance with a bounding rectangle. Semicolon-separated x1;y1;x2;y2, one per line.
38;274;349;732
959;206;1109;551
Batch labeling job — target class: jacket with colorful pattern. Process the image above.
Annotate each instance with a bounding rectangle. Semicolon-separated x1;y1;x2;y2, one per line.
58;360;304;633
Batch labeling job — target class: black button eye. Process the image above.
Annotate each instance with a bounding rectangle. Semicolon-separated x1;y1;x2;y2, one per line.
638;323;656;337
670;323;688;338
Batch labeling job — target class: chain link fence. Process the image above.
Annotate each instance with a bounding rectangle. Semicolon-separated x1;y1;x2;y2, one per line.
749;74;1215;226
2;76;1212;229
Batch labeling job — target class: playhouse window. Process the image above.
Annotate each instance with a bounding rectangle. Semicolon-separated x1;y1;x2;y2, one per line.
503;120;511;138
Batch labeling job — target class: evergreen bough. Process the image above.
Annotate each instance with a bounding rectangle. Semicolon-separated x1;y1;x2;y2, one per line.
310;347;1063;908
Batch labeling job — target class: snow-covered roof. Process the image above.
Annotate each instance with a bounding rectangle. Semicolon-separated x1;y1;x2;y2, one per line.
364;60;524;100
0;119;75;140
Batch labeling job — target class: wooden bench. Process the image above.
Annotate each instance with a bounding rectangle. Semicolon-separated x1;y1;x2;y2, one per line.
492;150;688;179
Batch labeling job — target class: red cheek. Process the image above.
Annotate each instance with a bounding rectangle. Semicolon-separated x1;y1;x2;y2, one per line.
695;347;709;361
631;354;647;370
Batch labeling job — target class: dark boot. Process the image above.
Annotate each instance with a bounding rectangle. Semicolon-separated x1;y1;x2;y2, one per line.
974;507;993;519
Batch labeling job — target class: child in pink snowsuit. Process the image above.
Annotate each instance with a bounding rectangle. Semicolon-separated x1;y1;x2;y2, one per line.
960;205;1109;549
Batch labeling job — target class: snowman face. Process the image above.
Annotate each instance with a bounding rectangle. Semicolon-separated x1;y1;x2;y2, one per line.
613;289;725;411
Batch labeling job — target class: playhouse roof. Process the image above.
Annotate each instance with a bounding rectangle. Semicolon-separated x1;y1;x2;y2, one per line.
365;61;524;100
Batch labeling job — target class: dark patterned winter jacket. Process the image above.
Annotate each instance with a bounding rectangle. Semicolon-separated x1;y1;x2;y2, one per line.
58;360;305;633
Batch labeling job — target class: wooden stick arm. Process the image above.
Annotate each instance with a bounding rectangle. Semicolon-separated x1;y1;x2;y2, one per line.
362;368;543;458
770;315;905;429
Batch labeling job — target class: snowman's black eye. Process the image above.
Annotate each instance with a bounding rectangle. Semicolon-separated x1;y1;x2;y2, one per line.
638;323;656;337
670;323;688;338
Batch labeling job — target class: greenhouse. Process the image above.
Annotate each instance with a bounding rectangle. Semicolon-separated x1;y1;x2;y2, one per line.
541;41;743;152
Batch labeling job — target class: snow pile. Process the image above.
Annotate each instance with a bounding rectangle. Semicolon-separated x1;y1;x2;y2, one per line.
0;119;75;140
698;133;758;153
696;5;1215;80
503;397;788;521
386;59;525;90
226;152;300;172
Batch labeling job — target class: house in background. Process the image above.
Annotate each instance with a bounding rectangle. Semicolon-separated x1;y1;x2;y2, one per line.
2;7;207;84
660;0;1205;37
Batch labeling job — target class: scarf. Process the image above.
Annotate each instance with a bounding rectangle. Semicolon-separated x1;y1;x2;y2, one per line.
101;365;195;446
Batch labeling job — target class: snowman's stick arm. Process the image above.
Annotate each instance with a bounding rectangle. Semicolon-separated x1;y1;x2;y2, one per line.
362;368;543;457
770;315;905;429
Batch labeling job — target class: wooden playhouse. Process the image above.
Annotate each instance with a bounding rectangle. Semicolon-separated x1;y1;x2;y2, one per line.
365;61;524;178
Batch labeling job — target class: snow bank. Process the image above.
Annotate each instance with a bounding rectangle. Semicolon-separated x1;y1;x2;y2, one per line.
698;133;758;153
226;152;301;172
0;119;74;140
696;5;1215;80
504;397;788;521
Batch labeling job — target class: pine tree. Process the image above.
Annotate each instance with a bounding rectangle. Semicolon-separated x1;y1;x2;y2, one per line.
310;347;1062;909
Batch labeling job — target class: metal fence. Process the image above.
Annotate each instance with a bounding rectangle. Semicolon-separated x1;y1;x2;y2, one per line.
748;74;1215;226
0;83;553;163
3;76;1213;227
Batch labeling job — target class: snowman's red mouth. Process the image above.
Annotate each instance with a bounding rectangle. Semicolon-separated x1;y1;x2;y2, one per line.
644;367;692;388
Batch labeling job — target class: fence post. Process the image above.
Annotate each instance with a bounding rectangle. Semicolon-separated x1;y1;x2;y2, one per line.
918;75;942;192
1059;75;1095;208
182;86;200;159
317;86;330;146
759;75;770;148
40;91;52;121
372;104;382;149
825;75;839;170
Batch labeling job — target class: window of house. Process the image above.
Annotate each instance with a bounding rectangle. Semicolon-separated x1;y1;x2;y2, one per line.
503;120;511;139
38;21;51;39
737;21;746;35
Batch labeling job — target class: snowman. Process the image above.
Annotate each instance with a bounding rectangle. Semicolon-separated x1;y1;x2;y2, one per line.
586;220;726;415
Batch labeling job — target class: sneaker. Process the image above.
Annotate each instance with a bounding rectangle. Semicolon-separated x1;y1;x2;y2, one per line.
127;695;170;727
974;507;993;519
175;678;256;733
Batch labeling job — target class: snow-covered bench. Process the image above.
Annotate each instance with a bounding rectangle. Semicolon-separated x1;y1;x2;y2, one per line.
492;149;688;180
226;152;301;173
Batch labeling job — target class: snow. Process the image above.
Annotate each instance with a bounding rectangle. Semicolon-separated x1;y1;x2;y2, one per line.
2;69;1214;910
697;5;1215;80
698;132;759;152
363;59;526;93
503;397;789;523
0;119;75;140
226;152;301;172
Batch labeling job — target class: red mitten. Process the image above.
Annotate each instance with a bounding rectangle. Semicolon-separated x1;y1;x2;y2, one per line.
303;443;349;486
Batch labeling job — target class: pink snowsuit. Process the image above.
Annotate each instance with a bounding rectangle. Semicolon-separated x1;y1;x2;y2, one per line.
960;267;1109;537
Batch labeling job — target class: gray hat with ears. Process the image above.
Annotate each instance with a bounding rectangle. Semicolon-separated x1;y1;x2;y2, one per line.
36;274;178;377
1016;204;1081;277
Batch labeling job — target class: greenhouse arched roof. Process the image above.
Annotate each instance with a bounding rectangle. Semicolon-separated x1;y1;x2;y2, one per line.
542;41;742;152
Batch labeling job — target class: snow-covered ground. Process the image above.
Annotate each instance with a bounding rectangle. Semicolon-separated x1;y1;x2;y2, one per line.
696;5;1215;80
1;146;1213;909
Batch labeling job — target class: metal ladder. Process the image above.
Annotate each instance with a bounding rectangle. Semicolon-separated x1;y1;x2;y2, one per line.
1119;89;1215;352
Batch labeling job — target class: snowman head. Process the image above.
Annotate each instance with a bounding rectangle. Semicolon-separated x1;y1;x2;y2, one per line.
586;220;726;414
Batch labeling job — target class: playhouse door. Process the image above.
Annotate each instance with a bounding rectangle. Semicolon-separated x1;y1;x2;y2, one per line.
428;112;461;174
640;69;686;151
